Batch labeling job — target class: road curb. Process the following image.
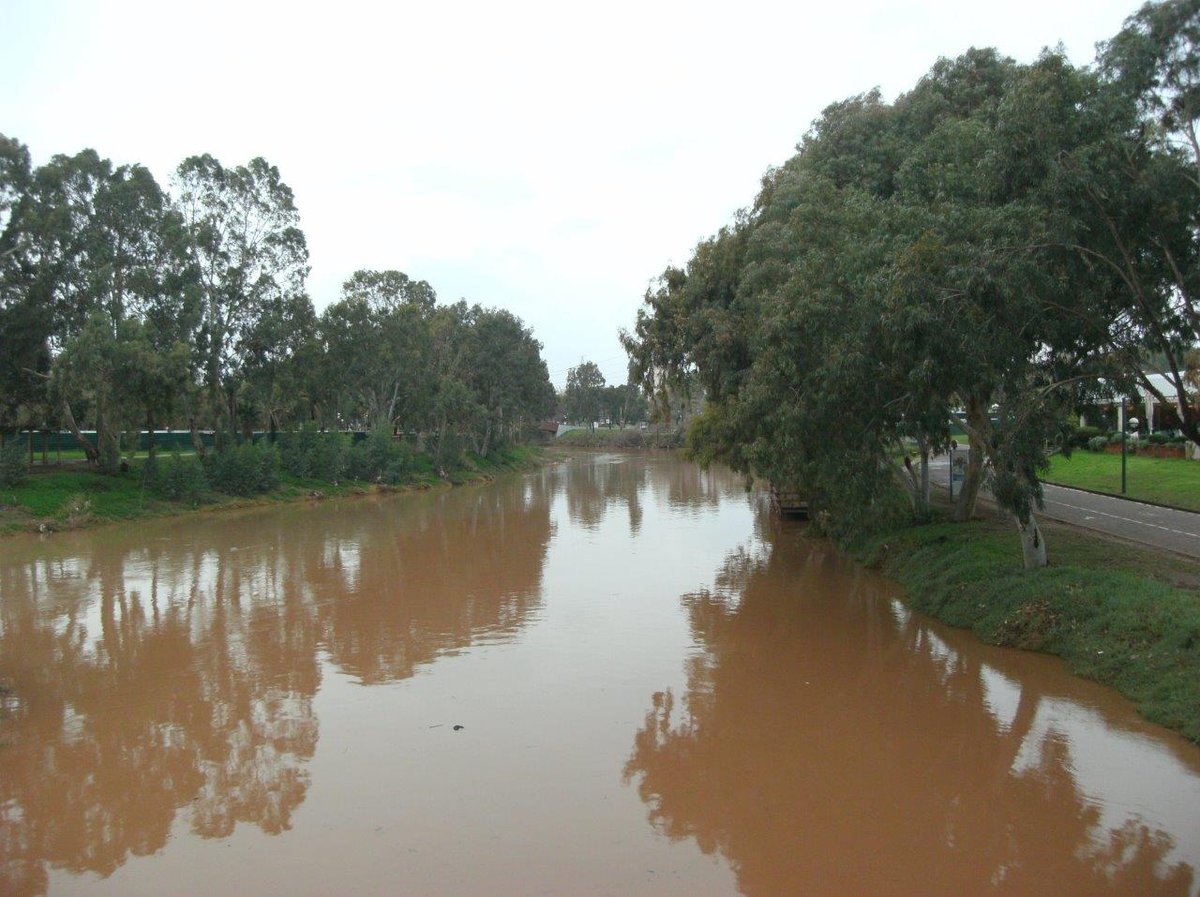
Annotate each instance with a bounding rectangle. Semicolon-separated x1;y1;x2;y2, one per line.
1040;481;1199;516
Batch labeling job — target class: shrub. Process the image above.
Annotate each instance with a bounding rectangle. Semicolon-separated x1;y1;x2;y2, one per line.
346;430;413;484
0;440;28;488
62;492;93;526
157;452;208;502
1086;435;1108;453
141;453;159;490
1148;432;1170;445
203;442;279;496
1071;425;1103;448
280;425;348;480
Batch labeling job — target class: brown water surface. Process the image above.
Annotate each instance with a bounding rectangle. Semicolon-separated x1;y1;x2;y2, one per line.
0;453;1197;895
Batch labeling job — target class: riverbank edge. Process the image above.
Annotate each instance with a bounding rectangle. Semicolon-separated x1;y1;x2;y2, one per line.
838;511;1200;744
0;445;549;539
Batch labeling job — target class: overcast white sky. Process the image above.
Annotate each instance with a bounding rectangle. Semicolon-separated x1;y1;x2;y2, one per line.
2;0;1137;386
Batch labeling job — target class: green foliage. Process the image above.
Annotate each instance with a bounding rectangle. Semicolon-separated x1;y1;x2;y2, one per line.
564;361;606;428
1;129;554;467
346;430;414;484
1087;435;1109;452
620;27;1200;564
156;452;209;502
0;439;28;487
1071;425;1104;448
140;452;159;489
556;425;682;449
202;442;279;496
279;424;348;480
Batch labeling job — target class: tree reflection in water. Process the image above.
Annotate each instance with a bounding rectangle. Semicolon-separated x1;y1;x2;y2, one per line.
623;532;1197;896
0;472;553;896
561;452;726;536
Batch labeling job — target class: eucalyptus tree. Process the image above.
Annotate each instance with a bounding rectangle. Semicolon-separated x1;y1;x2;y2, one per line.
0;134;43;429
425;300;483;468
10;149;197;463
319;269;436;432
1054;0;1200;443
239;290;317;439
623;46;1135;566
173;154;309;447
463;306;554;454
564;361;606;429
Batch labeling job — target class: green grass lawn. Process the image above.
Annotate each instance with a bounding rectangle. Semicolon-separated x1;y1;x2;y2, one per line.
1044;451;1200;511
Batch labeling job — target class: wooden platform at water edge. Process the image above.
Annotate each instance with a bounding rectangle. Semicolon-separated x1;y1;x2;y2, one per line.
770;486;809;519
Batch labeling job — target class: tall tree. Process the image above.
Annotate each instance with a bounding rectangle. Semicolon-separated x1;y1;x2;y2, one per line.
564;361;606;429
1062;0;1200;444
14;150;196;462
463;306;554;455
173;154;309;447
319;269;435;432
0;134;44;430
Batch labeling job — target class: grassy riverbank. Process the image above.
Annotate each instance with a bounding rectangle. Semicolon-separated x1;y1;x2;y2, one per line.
1044;451;1200;511
0;445;544;537
555;426;682;449
845;506;1200;743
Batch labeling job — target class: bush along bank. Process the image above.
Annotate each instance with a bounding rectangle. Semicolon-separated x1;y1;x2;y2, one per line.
555;425;683;450
0;431;544;536
841;508;1200;744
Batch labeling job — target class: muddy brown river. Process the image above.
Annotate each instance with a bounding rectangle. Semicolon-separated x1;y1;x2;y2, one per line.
1;453;1197;896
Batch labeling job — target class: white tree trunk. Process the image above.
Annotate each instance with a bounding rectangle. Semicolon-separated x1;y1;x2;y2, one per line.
1016;513;1047;569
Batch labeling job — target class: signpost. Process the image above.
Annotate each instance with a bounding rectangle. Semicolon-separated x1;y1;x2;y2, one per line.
1122;414;1140;495
948;439;965;500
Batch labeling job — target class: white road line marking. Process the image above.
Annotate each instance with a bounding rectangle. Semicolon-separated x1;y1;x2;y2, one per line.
1045;499;1200;540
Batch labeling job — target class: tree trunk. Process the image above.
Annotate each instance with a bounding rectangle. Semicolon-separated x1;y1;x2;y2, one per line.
920;448;931;508
1016;512;1047;569
189;414;206;457
954;395;988;522
96;411;121;475
146;409;157;460
61;399;99;463
898;451;930;518
434;414;448;473
480;420;493;459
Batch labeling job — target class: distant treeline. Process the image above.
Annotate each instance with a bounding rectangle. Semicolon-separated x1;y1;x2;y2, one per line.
0;147;556;473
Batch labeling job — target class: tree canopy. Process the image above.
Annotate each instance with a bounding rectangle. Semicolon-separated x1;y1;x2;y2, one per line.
0;143;554;469
622;0;1200;567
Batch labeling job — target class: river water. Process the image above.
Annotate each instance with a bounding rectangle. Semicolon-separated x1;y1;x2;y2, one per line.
0;452;1197;896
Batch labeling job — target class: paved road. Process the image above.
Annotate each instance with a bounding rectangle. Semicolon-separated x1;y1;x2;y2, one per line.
927;456;1200;559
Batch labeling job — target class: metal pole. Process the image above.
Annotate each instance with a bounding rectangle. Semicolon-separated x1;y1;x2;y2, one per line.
1121;422;1127;494
948;445;954;501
